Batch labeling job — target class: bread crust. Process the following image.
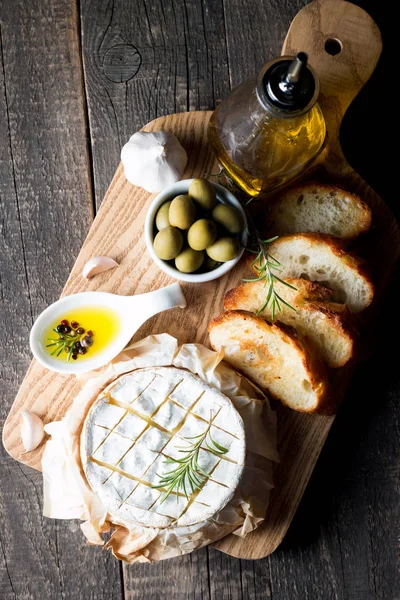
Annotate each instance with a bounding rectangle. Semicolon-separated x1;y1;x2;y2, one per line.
224;279;356;368
248;233;375;312
209;310;336;415
267;181;372;240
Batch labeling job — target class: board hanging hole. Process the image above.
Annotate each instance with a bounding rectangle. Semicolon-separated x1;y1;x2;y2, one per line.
324;38;343;56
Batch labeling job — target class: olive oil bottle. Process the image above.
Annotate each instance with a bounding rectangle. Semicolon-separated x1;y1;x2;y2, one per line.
208;53;326;197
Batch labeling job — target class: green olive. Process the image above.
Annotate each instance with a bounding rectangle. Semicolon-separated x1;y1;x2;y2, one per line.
155;201;172;230
187;219;217;251
211;203;243;234
206;237;240;262
204;256;220;271
188;178;216;211
169;195;196;230
175;247;204;273
153;226;183;260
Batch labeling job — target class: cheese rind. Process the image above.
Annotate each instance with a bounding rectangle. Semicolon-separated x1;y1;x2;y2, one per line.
81;367;246;528
114;413;147;440
87;425;111;456
93;432;133;465
85;462;113;492
91;400;125;428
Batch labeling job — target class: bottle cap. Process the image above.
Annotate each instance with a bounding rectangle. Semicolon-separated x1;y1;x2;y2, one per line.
256;53;319;116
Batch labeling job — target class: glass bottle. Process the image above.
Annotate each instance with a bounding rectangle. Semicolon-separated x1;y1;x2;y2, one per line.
208;53;326;198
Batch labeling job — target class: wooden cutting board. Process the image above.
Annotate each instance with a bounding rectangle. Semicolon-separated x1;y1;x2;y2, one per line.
3;0;399;560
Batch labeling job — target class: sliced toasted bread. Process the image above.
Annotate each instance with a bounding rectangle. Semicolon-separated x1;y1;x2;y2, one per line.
224;279;355;368
275;277;334;302
267;182;372;240
250;233;374;312
209;311;333;415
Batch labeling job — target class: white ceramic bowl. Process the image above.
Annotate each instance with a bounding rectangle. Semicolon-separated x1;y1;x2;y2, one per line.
29;284;186;375
144;179;247;283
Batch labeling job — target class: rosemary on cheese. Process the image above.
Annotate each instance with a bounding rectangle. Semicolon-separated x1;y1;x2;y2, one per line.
152;420;228;503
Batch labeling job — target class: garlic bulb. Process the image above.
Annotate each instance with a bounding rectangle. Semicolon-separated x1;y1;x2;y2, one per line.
121;131;187;193
19;411;44;453
82;256;119;279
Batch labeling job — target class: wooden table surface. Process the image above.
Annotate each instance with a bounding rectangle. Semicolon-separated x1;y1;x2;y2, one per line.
0;1;397;598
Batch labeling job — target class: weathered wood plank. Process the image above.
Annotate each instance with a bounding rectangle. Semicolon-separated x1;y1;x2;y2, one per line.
331;282;400;600
1;0;397;599
269;285;400;600
207;0;342;596
77;0;398;599
223;0;307;88
0;0;123;597
79;0;231;205
79;0;233;596
206;548;268;600
219;2;399;598
124;548;211;600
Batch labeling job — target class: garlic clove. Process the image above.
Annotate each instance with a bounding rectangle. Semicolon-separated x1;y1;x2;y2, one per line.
19;411;45;453
82;256;119;279
121;130;187;193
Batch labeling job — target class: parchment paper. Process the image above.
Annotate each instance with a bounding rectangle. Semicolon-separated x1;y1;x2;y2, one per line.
42;334;278;563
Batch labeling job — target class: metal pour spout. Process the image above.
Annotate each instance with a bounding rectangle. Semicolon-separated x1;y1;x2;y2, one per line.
285;52;308;85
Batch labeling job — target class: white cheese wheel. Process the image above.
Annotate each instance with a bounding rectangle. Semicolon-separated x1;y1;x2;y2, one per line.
81;367;246;528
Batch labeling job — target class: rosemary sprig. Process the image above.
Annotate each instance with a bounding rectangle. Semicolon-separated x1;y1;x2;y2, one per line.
46;329;82;361
151;419;228;504
242;204;297;319
244;234;297;320
206;168;297;319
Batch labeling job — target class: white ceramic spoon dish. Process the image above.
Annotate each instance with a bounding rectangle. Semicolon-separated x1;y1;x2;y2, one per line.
30;283;186;375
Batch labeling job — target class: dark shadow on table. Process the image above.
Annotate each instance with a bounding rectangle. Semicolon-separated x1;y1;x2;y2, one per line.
277;1;396;549
277;263;400;552
340;1;393;219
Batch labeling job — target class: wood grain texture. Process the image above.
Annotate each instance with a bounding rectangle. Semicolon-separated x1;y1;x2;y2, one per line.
79;0;230;205
0;0;122;598
2;110;222;467
1;0;399;598
124;547;211;600
284;0;382;167
3;102;399;564
210;3;399;564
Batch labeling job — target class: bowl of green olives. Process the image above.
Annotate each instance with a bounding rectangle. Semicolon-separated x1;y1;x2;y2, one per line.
144;178;247;282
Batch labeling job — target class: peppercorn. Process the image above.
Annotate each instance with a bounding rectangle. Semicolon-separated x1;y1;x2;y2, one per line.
81;336;93;348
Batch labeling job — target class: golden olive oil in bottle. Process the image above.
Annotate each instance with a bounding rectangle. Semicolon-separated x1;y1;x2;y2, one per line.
208;53;326;197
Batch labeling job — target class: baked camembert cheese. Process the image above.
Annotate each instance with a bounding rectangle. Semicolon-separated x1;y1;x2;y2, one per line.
81;367;246;528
